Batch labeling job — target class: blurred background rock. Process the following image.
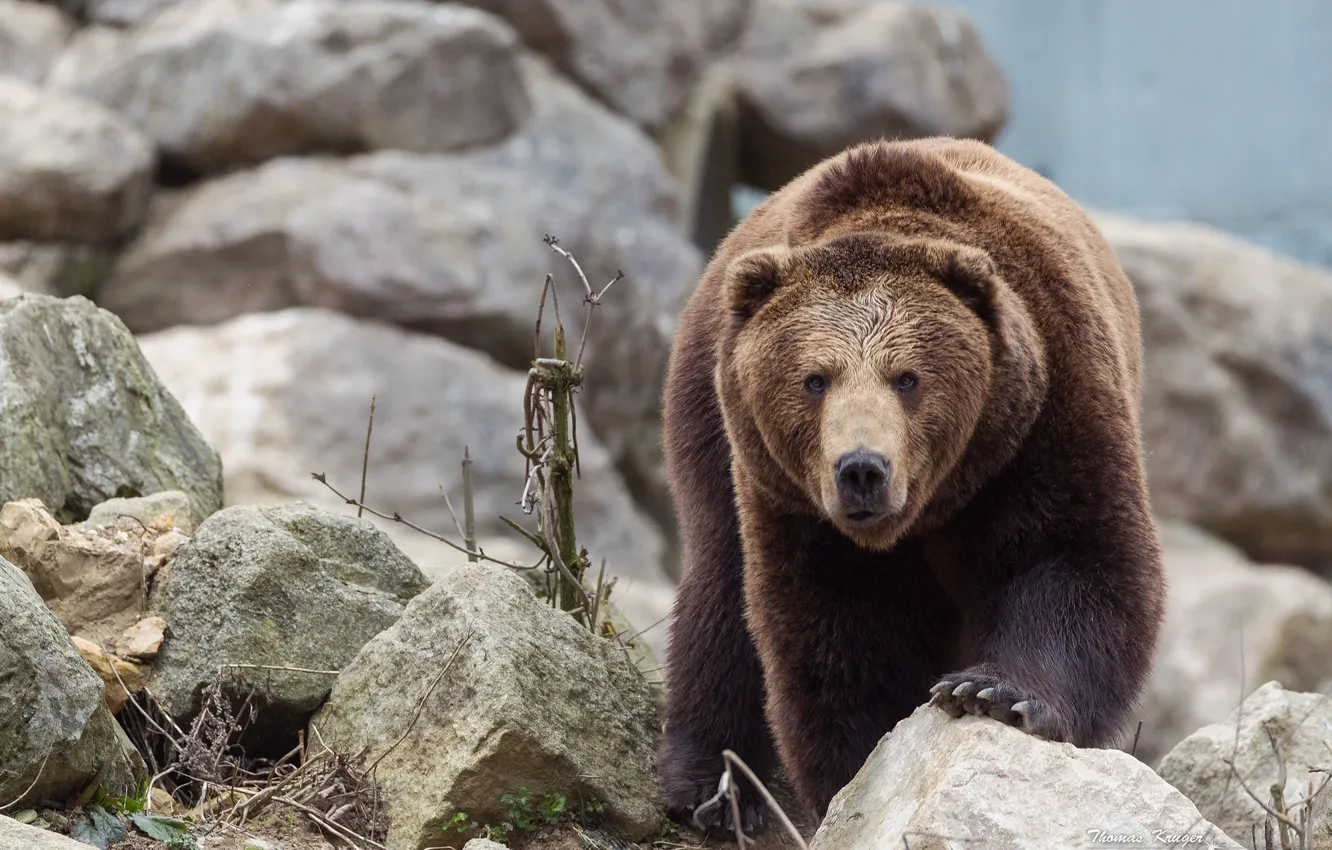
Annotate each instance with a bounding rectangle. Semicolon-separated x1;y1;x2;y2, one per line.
3;0;1331;772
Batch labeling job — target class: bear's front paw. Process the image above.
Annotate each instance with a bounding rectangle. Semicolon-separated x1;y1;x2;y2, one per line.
928;669;1065;741
674;770;768;836
659;739;767;835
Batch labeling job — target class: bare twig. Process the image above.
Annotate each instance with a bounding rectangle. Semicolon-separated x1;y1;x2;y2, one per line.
1266;723;1294;850
722;750;808;850
364;631;474;776
358;394;377;518
274;795;387;849
438;484;467;543
462;446;477;562
689;750;807;850
542;234;624;369
1225;758;1303;834
219;663;341;677
310;472;534;571
621;612;671;646
534;272;553;362
590;557;607;635
0;749;49;812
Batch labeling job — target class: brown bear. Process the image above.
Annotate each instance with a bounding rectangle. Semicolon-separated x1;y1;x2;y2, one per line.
657;136;1167;832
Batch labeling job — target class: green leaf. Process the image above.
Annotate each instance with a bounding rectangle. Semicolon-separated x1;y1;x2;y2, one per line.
130;811;193;842
69;806;126;849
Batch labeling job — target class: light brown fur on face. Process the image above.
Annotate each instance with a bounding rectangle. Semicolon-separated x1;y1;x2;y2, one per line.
816;363;912;525
721;233;1000;550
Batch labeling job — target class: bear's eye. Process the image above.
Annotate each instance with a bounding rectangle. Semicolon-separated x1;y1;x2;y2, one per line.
804;374;829;395
893;371;919;393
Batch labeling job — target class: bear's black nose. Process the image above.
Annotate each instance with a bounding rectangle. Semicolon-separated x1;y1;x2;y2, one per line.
835;449;891;510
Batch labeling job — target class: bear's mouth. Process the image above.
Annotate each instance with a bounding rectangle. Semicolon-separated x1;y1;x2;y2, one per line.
844;510;879;526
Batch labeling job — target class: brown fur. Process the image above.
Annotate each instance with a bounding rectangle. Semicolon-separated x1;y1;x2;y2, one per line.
657;137;1166;828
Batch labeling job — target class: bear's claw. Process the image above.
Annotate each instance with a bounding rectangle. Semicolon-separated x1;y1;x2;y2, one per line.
928;670;1062;740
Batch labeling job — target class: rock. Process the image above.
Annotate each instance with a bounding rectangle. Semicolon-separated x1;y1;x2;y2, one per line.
0;78;155;244
46;23;127;90
70;635;145;715
0;294;223;527
393;530;677;677
0;0;73;83
310;563;663;850
0;816;109;850
151;528;189;559
462;841;507;850
1097;212;1332;571
148;786;181;815
510;554;668;713
1132;522;1332;767
146;502;430;741
135;307;670;587
0;492;187;646
85;489;197;535
0;557;143;807
102;55;700;538
1158;681;1332;847
0;272;23;299
458;0;752;130
114;615;168;660
52;0;530;175
0;498;121;631
809;705;1241;849
731;0;1009;191
0;242;113;298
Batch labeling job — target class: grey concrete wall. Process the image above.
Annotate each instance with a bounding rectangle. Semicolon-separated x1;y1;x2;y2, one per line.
901;0;1332;269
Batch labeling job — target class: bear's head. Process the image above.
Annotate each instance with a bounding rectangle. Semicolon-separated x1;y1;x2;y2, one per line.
718;231;1049;551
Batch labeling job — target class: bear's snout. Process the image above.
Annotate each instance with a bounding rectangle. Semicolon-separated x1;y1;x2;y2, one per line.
834;448;892;521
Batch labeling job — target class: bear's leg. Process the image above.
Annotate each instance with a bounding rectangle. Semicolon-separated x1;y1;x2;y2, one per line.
927;528;1164;748
741;515;958;819
658;524;775;833
658;418;776;831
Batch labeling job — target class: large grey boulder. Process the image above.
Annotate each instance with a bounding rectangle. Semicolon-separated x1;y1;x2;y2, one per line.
0;0;73;83
809;705;1241;850
100;55;701;534
1158;682;1332;848
1098;211;1332;572
0;557;143;807
0;78;155;244
50;0;530;175
457;0;752;130
1133;522;1332;767
147;502;429;736
310;563;663;850
0;294;223;526
135;307;669;586
731;0;1009;190
0;816;110;849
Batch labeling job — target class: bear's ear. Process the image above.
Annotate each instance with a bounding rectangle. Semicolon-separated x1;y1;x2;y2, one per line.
724;247;792;320
923;243;1001;324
